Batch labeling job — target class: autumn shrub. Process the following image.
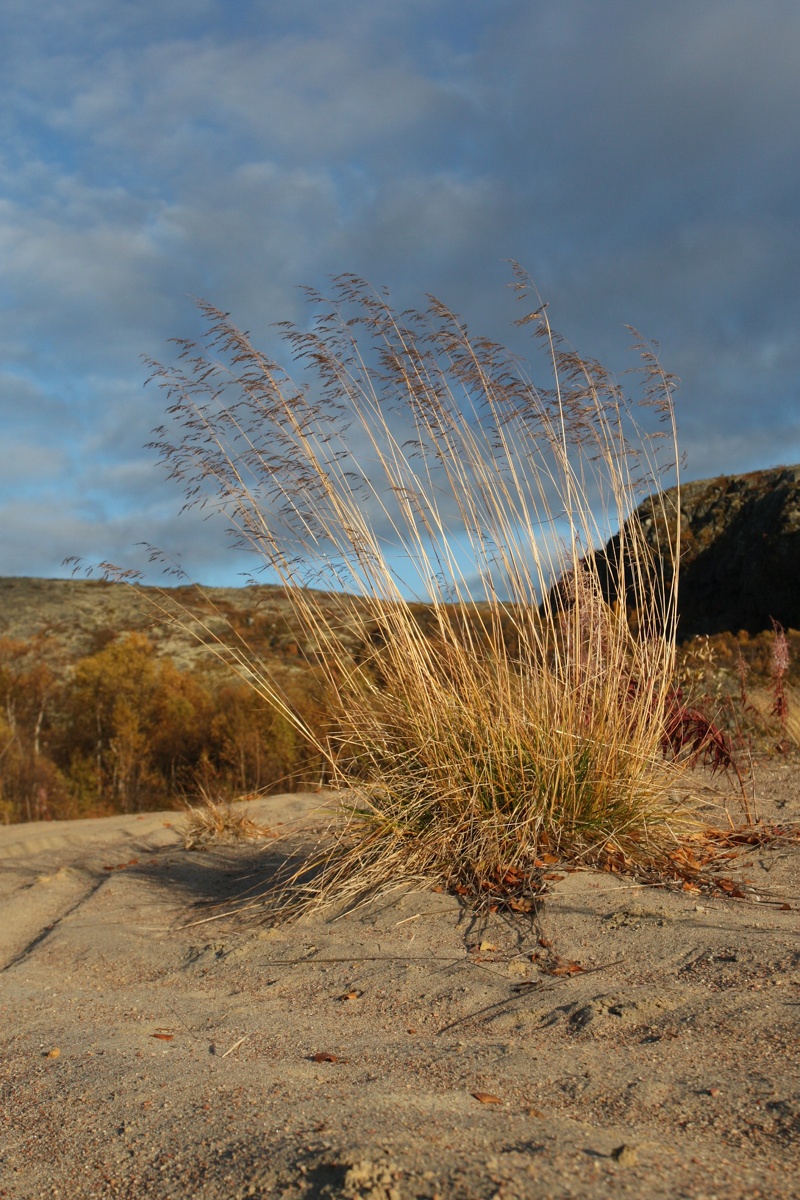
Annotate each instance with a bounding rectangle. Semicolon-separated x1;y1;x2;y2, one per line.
737;622;800;748
673;627;800;754
60;633;192;813
0;638;69;822
146;268;693;913
0;711;69;823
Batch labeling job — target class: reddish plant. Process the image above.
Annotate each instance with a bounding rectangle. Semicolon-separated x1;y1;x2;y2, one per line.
660;685;735;774
770;618;790;726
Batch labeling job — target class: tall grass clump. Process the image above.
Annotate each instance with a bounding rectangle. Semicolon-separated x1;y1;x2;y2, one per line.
146;267;688;914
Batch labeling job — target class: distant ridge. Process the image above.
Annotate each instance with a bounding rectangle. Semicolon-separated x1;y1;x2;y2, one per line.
0;577;329;671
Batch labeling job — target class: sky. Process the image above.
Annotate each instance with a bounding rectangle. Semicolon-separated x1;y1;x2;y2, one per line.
1;0;799;587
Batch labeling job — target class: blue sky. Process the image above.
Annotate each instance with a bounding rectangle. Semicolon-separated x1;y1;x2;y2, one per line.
2;0;799;586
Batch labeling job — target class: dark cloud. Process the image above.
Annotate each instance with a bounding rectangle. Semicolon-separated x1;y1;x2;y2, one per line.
0;0;798;582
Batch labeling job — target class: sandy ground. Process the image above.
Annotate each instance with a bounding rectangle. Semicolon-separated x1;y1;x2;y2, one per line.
1;763;799;1200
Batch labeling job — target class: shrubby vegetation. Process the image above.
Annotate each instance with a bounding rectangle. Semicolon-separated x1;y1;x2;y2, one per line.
1;619;795;826
0;632;327;823
675;625;800;752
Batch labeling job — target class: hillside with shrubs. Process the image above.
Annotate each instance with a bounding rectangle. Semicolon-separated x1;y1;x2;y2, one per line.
0;567;798;825
0;578;340;822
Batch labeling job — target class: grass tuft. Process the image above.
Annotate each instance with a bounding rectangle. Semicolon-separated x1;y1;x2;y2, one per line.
145;267;710;915
181;788;275;850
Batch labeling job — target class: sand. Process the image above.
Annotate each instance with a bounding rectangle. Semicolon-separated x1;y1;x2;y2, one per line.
1;763;799;1199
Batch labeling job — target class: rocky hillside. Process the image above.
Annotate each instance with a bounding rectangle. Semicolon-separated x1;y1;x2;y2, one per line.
600;464;800;640
0;576;371;676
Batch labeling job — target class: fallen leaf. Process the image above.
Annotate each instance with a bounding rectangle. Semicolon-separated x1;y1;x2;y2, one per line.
542;873;565;882
340;990;361;1001
527;1107;546;1118
670;847;700;868
538;936;553;948
545;960;583;976
472;1091;501;1104
708;1087;721;1097
151;1033;174;1041
312;1051;338;1063
610;1144;638;1167
407;1028;417;1034
779;903;792;911
508;896;535;913
103;858;139;872
44;1048;60;1059
479;940;497;952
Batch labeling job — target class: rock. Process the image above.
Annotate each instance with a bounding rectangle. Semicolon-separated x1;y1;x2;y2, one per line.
340;1158;401;1200
597;464;800;638
610;1143;638;1167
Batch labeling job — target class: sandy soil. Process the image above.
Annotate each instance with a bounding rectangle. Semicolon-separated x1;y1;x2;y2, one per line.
1;762;799;1200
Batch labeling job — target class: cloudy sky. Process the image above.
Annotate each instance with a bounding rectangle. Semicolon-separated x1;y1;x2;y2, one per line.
2;0;798;586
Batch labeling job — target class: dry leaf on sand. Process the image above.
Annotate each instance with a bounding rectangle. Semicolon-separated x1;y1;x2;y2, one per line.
543;959;583;976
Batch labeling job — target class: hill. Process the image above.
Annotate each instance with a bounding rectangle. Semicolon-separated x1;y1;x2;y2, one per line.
0;576;365;673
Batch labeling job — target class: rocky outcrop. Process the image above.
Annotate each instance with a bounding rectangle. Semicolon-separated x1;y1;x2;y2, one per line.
602;465;800;639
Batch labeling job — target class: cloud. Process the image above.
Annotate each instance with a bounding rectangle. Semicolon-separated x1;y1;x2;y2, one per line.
0;0;798;582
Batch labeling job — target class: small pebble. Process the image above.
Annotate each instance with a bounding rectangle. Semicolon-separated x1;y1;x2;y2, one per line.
610;1144;638;1167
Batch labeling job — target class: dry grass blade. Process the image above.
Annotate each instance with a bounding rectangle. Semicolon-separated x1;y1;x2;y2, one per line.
138;266;746;917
